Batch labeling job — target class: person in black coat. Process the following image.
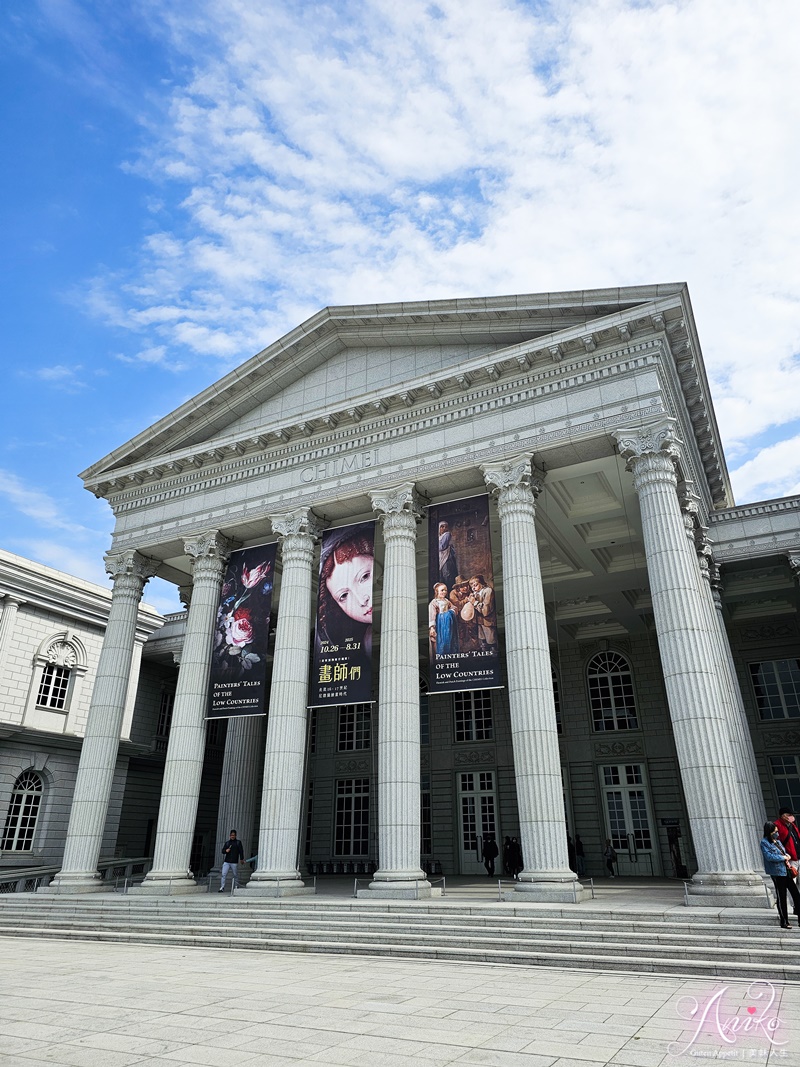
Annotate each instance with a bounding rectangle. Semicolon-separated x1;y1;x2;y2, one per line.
482;835;499;877
219;830;245;891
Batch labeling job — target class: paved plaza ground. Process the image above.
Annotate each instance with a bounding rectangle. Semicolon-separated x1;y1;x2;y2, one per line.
0;935;797;1067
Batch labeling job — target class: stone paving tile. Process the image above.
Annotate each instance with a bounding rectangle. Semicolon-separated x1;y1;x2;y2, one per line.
27;1047;149;1067
2;937;800;1067
451;1049;559;1066
159;1047;263;1065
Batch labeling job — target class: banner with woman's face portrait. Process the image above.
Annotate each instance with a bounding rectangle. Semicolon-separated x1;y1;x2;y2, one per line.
427;495;501;693
310;521;376;707
207;542;277;718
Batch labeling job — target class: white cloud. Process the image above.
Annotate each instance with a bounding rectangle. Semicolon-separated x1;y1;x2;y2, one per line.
0;469;95;536
15;539;110;588
730;434;800;502
78;0;800;499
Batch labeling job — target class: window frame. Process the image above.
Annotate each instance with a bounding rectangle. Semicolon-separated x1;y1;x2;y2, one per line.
587;650;639;732
1;770;44;853
749;659;800;721
453;690;494;743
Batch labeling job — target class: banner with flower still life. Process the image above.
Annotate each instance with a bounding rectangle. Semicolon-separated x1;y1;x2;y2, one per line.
206;543;278;719
309;521;376;707
427;494;502;694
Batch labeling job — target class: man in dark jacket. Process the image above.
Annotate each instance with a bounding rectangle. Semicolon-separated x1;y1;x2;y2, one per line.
219;830;245;891
482;835;499;877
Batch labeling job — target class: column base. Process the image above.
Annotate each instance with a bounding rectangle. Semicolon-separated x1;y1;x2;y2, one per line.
358;875;432;899
508;875;587;904
38;872;109;894
685;872;771;909
244;871;315;897
129;872;204;896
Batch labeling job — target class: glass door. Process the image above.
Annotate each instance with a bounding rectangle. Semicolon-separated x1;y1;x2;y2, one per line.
458;770;498;875
601;763;660;876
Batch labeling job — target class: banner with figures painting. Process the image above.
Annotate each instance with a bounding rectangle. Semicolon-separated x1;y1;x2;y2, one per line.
427;495;502;693
206;543;278;718
310;521;376;707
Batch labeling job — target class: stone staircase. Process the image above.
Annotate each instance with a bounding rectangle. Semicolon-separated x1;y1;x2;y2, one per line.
0;895;797;981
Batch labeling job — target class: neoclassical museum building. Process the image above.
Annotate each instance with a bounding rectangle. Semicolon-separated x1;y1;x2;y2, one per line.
4;284;800;906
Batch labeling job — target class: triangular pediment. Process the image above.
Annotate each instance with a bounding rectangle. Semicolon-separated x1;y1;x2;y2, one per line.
82;284;688;489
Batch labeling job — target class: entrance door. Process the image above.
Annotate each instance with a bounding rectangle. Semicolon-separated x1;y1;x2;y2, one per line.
600;763;661;876
458;770;498;875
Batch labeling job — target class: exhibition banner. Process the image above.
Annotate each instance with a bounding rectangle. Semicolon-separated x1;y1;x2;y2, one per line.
206;542;277;719
427;495;501;693
310;521;375;707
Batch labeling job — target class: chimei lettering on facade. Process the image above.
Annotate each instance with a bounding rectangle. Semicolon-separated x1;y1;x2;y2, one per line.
669;982;786;1056
300;450;378;484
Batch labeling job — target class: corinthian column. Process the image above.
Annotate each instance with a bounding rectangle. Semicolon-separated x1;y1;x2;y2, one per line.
359;483;431;899
691;526;765;856
0;595;24;675
247;509;322;895
136;531;234;894
44;550;159;892
210;715;265;883
613;419;765;906
481;456;584;902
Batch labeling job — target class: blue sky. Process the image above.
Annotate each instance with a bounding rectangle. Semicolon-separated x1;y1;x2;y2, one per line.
2;0;800;615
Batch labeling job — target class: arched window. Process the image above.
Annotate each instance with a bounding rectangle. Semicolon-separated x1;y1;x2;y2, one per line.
1;771;43;851
587;651;638;731
26;632;88;729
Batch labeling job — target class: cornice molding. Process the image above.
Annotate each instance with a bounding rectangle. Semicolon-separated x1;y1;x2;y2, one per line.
94;343;665;510
107;403;665;553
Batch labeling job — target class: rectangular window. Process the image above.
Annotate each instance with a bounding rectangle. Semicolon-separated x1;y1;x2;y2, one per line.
454;690;493;742
337;705;371;751
770;755;800;812
750;660;800;720
157;689;175;737
552;669;562;734
309;708;317;754
420;695;430;746
206;719;224;747
421;772;432;856
304;782;314;856
334;778;370;856
37;664;70;711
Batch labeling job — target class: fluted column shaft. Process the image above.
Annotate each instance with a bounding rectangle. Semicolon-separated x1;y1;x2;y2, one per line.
139;531;233;891
362;483;430;898
482;456;582;901
46;551;158;891
213;715;265;871
0;596;24;675
708;575;766;835
614;420;764;904
247;510;320;894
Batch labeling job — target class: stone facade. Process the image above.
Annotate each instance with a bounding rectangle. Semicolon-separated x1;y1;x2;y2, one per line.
3;286;798;905
0;550;162;870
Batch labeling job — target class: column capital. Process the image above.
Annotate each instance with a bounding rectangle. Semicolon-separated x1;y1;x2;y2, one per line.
787;553;800;582
104;549;160;597
178;585;192;610
370;482;425;523
612;418;682;491
481;453;544;497
183;530;236;586
269;508;326;541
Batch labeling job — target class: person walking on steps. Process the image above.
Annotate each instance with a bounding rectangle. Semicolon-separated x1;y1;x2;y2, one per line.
482;835;499;877
761;821;800;929
604;839;617;878
219;829;244;891
575;834;586;877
